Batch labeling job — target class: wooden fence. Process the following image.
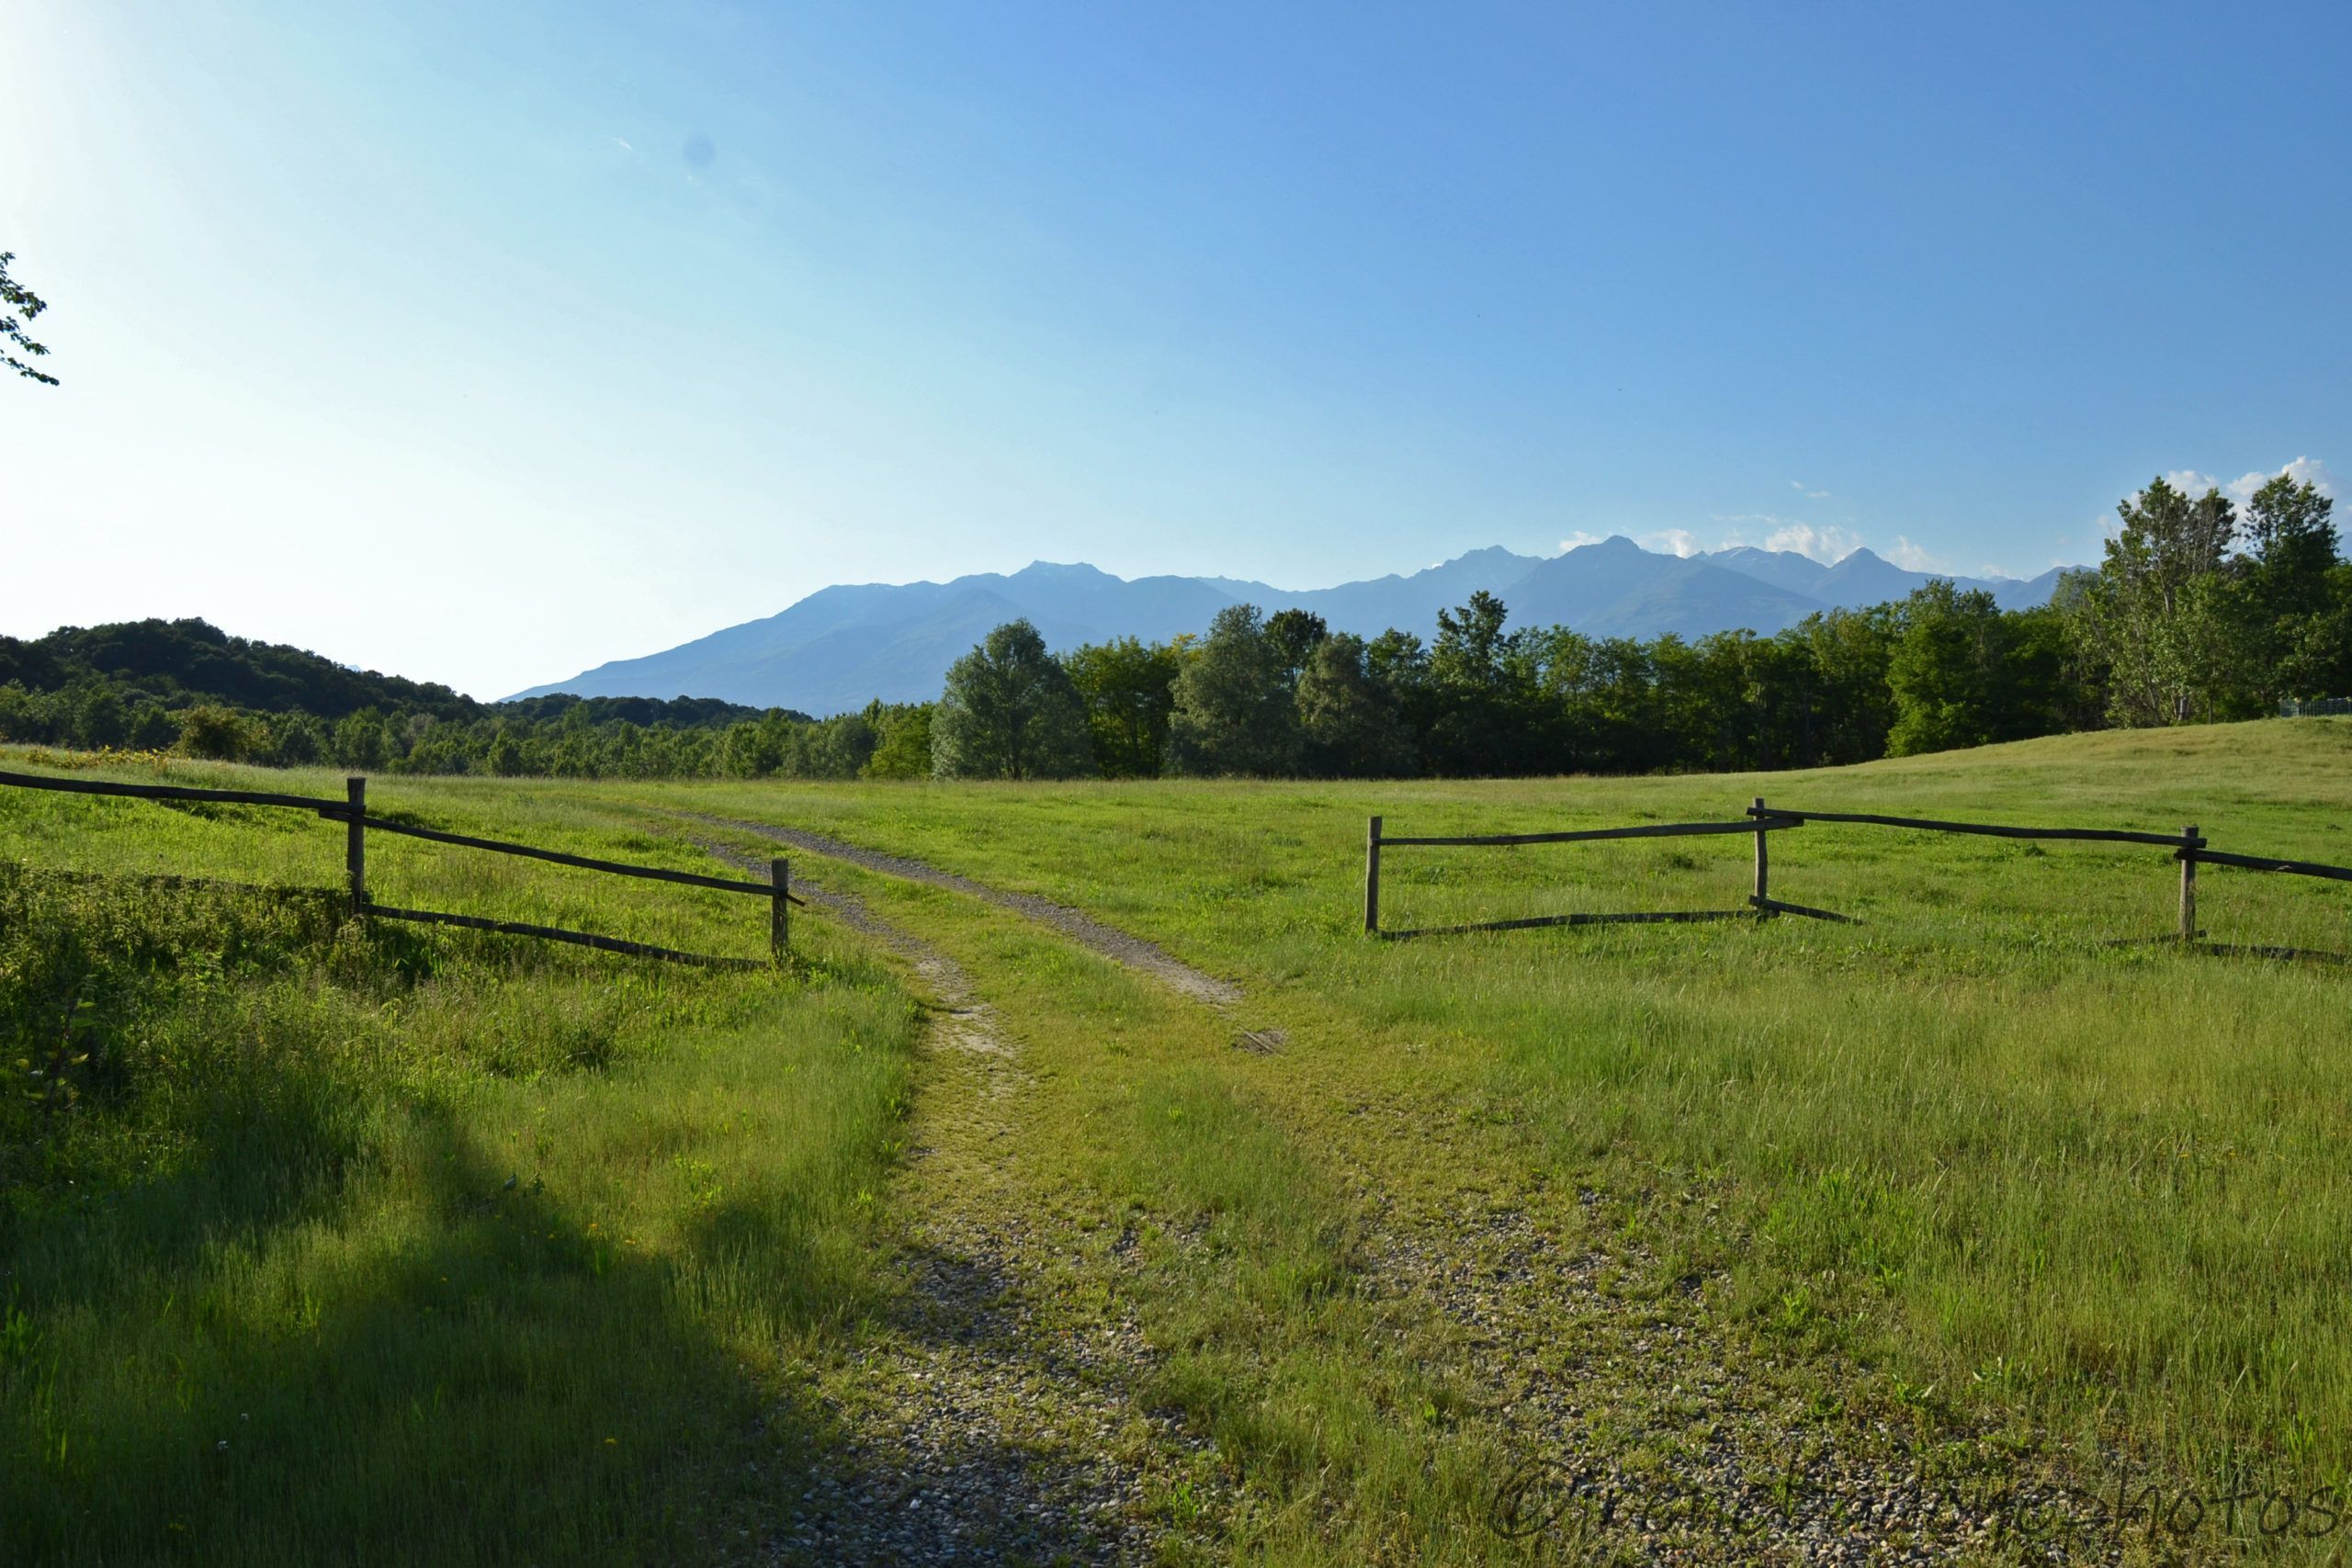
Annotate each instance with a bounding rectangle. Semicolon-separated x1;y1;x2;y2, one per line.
0;768;803;969
1366;795;2348;953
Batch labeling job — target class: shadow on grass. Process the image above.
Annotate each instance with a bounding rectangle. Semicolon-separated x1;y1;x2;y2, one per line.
0;1078;851;1566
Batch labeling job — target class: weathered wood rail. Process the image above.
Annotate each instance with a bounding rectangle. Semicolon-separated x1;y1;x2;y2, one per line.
0;767;802;969
1368;795;2346;954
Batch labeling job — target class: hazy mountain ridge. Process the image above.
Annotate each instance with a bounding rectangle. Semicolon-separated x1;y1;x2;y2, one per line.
507;539;2075;714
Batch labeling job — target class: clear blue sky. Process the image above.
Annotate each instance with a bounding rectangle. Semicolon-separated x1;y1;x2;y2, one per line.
4;1;2345;698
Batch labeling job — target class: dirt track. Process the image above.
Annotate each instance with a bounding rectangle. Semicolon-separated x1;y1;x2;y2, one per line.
689;814;1242;1006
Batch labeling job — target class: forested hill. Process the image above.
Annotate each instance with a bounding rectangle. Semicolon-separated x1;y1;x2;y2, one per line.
0;618;770;728
0;617;812;774
0;618;480;720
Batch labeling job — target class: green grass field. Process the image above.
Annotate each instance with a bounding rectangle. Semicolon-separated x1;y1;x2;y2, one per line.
6;719;2352;1562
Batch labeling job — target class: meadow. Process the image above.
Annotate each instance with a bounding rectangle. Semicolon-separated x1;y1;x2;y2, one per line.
6;719;2352;1562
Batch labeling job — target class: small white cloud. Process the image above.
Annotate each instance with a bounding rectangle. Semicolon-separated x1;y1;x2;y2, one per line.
1887;536;1943;572
2226;456;2335;505
613;137;635;152
1761;523;1862;564
1706;513;1856;559
2164;468;2222;498
1644;529;1701;558
1557;531;1604;552
2283;456;2335;496
1790;480;1833;500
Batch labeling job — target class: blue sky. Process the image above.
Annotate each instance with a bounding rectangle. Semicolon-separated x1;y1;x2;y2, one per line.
3;1;2346;698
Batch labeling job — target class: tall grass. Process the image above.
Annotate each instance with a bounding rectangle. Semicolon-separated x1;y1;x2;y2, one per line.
0;764;917;1564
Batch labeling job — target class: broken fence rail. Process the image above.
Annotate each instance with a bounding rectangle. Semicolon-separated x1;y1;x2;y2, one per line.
0;766;801;968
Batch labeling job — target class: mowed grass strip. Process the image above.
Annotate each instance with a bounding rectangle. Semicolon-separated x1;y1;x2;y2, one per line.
0;759;917;1565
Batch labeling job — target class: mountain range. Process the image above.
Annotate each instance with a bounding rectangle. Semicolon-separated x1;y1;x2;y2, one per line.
509;537;2075;715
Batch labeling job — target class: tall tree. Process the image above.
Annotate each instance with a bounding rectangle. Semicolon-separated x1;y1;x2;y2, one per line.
2071;477;2245;726
1886;581;2013;755
1063;636;1183;778
1423;591;1540;773
1165;604;1299;776
2241;474;2341;704
1;253;59;386
862;702;935;779
1263;609;1329;686
932;620;1094;780
1296;632;1411;776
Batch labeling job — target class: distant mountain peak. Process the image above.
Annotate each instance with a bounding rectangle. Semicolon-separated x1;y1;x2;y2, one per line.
1012;559;1114;580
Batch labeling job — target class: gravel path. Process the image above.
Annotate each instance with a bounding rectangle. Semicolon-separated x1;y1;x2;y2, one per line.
1367;1189;2118;1563
697;843;1213;1563
689;814;1242;1006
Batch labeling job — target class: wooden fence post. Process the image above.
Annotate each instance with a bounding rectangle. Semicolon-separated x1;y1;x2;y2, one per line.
2179;826;2198;942
1752;795;1770;916
772;856;789;960
345;776;368;918
1364;816;1382;936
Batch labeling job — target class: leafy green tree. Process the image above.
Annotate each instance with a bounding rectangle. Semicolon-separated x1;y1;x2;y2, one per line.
1533;631;1659;773
863;702;935;778
178;705;255;761
486;728;528;777
1421;591;1545;774
70;684;127;749
1792;606;1900;765
270;713;322;764
1;253;58;386
1886;582;2011;755
1165;605;1299;776
932;620;1094;780
2072;477;2245;726
331;709;393;770
127;704;178;752
1263;609;1329;685
1063;636;1183;778
1297;632;1412;776
2241;475;2341;703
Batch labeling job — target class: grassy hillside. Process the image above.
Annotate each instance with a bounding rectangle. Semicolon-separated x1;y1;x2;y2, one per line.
5;720;2350;1562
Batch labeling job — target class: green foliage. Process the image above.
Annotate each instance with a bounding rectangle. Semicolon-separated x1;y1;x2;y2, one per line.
1166;604;1301;776
1296;632;1413;777
2072;477;2255;726
2244;478;2345;705
1063;635;1184;778
931;619;1095;780
0;251;58;386
861;701;934;779
1889;582;2026;755
1261;608;1329;682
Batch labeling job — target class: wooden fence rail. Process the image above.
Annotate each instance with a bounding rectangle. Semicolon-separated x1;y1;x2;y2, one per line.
1369;794;2352;953
0;767;799;969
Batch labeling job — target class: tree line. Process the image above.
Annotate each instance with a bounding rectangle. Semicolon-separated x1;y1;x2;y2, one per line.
3;476;2339;781
924;473;2343;779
